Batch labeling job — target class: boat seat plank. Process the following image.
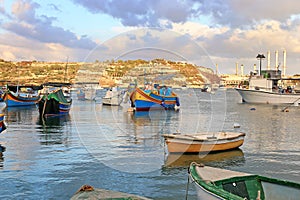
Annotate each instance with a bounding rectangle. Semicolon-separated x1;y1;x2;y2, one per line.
195;166;250;182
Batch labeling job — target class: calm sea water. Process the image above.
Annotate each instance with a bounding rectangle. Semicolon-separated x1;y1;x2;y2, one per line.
0;89;299;199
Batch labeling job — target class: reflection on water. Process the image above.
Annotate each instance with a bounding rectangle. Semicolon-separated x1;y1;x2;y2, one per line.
36;115;72;146
37;115;71;128
5;105;37;124
164;149;245;168
0;144;5;168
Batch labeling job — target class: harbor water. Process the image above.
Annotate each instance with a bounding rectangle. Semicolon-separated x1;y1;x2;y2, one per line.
0;89;300;199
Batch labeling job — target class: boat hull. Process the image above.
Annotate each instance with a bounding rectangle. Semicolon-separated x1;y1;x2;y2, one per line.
38;89;72;117
235;88;300;104
0;113;6;133
193;184;224;200
102;96;123;106
163;132;245;153
130;88;180;111
3;91;40;107
189;162;300;200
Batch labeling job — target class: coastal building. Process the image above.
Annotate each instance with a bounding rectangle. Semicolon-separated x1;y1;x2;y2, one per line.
220;74;248;88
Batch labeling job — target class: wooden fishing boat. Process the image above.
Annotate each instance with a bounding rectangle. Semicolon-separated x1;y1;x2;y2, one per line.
2;85;41;107
38;89;72;117
189;162;300;200
0;113;7;133
42;82;72;100
130;87;180;111
102;87;124;106
162;132;245;153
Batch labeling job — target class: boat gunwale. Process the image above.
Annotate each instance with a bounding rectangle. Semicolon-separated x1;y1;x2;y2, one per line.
163;132;246;142
235;87;300;96
4;90;40;102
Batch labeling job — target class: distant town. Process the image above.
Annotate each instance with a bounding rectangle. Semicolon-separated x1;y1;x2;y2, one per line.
1;58;299;88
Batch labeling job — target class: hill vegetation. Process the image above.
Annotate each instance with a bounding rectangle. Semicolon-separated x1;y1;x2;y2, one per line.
0;59;220;87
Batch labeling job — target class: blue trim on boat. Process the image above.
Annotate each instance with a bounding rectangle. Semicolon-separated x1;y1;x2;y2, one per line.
6;99;37;107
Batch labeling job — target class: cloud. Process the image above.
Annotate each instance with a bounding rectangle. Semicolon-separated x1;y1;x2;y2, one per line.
0;32;93;61
72;0;197;27
48;3;61;12
3;0;97;49
72;0;300;29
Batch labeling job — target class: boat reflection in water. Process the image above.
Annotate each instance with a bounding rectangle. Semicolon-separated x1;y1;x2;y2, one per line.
36;115;71;145
131;110;179;125
0;144;6;169
164;149;245;168
37;114;71;128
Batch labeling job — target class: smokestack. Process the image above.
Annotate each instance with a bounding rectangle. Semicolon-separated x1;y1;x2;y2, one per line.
241;64;244;76
267;50;271;70
254;64;257;71
275;50;279;70
216;63;218;75
283;49;286;76
235;62;239;75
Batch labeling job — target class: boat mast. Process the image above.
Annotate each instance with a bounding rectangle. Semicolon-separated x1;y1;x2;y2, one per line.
64;57;69;83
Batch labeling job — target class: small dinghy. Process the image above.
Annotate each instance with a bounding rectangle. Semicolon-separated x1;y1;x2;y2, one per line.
162;132;245;153
189;162;300;200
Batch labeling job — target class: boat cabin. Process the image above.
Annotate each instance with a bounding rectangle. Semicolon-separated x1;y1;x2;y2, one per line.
249;70;282;92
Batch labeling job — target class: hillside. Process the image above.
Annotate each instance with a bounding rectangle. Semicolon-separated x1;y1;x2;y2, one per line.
0;59;220;87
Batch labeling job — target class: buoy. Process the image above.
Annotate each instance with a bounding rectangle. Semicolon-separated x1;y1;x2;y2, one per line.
233;123;240;128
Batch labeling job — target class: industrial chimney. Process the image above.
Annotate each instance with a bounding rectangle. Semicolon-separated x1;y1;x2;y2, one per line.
267;50;271;70
283;49;286;76
236;62;239;75
275;50;279;70
241;64;244;76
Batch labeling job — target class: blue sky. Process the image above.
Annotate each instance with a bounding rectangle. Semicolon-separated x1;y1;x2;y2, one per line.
1;0;300;75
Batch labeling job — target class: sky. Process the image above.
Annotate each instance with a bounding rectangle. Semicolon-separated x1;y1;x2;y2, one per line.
1;0;300;75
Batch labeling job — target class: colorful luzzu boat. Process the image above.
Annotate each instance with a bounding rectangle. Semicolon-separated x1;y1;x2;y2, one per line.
130;87;180;111
3;86;41;107
0;113;7;133
38;89;72;117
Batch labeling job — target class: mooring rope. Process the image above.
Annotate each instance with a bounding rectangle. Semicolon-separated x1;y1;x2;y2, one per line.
185;168;190;200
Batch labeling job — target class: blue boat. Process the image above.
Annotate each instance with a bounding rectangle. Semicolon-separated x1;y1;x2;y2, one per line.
2;85;41;107
130;87;180;111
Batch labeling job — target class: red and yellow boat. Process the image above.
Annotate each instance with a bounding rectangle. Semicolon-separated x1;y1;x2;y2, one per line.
130;87;180;111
